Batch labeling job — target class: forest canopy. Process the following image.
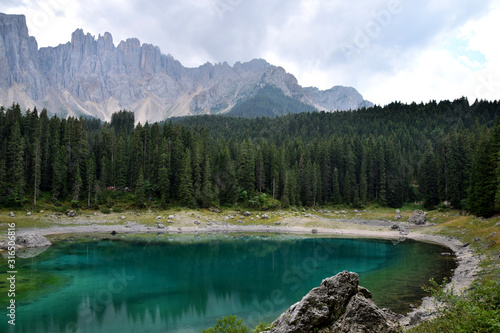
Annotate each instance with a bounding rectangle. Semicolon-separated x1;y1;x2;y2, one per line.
1;98;499;217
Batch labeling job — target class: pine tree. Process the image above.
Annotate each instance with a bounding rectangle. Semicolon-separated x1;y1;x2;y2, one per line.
178;150;195;207
52;146;67;201
158;152;170;208
238;140;255;195
33;138;41;208
419;142;440;209
114;133;127;189
72;164;82;202
200;155;213;208
468;129;496;217
87;157;96;207
332;167;341;204
135;167;146;207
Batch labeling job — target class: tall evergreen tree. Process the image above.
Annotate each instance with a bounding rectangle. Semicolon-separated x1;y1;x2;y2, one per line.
468;129;496;217
135;167;146;207
72;164;82;202
33;138;41;208
419;142;440;209
178;150;195;207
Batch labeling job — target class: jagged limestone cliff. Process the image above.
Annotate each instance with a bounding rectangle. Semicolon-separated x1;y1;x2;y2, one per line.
0;13;372;123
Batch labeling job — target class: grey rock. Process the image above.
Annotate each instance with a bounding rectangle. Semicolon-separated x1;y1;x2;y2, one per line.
120;216;126;220
391;224;399;230
8;212;14;217
26;212;32;216
0;13;371;123
486;232;497;240
66;210;77;217
261;214;270;219
168;215;175;220
194;220;200;225
155;216;162;220
157;223;165;229
311;229;318;234
487;241;496;248
266;271;399;333
1;233;52;249
408;210;427;225
209;207;222;213
243;211;251;217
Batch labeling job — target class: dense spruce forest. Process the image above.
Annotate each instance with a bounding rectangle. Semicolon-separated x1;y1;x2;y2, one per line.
0;98;499;217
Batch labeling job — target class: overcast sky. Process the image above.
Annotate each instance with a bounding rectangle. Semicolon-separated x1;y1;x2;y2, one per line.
1;0;499;105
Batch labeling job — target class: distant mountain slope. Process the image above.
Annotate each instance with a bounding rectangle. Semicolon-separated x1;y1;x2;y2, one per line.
0;13;373;123
227;85;317;117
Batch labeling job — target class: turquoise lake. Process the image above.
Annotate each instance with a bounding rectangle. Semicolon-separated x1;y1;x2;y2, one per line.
1;234;455;332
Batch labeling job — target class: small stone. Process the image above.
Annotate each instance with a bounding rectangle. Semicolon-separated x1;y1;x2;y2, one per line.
155;216;162;220
487;241;496;248
276;222;281;225
110;231;118;235
66;210;77;217
311;229;318;234
168;215;175;219
9;212;14;217
262;214;270;219
26;212;32;216
391;224;399;230
243;211;251;217
194;220;200;225
157;223;165;229
486;232;497;240
441;252;452;256
120;216;126;220
167;220;174;224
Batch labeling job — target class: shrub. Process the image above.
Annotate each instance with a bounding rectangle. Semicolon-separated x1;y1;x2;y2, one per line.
101;208;111;214
409;277;500;332
203;315;249;333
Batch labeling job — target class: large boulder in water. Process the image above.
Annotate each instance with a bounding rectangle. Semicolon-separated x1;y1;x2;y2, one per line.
264;271;400;333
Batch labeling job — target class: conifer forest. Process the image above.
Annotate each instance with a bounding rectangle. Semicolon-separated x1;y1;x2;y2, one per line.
1;97;499;217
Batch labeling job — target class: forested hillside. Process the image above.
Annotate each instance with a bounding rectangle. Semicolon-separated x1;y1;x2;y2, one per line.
1;98;499;216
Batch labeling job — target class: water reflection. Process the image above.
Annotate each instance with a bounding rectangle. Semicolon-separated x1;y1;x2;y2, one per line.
0;235;455;333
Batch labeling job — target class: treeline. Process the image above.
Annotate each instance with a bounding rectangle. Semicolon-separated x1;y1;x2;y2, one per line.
0;98;499;216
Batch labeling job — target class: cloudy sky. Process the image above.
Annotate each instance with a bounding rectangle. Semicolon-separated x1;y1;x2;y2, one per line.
1;0;499;105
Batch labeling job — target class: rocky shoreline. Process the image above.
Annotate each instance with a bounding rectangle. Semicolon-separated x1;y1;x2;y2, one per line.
3;216;482;329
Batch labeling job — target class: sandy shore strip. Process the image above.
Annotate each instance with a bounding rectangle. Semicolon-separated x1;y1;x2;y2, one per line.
15;221;481;326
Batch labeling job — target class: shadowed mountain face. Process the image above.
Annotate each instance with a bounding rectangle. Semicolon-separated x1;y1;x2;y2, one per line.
0;13;372;123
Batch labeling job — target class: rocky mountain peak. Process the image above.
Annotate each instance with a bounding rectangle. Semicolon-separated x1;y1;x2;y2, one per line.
0;12;373;122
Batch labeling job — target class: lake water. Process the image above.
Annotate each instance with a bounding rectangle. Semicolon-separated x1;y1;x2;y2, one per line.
1;234;455;332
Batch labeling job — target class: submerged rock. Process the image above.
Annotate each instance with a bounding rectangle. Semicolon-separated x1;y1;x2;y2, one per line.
264;271;399;333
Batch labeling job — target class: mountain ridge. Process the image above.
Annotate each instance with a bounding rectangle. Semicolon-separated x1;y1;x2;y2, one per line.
0;13;372;122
